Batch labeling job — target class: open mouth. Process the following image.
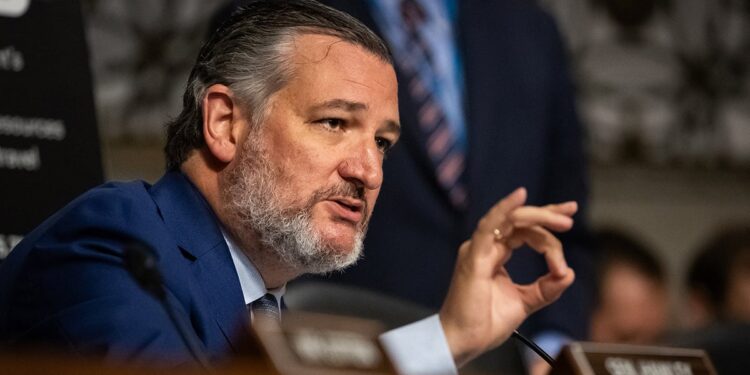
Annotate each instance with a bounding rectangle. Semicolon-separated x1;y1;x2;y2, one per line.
328;197;365;224
332;197;363;213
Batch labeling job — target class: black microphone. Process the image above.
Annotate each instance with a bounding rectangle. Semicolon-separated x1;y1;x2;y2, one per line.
512;329;555;366
123;241;215;373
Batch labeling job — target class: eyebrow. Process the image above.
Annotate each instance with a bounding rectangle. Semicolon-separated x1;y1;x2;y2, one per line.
311;99;368;112
311;99;401;136
383;119;401;138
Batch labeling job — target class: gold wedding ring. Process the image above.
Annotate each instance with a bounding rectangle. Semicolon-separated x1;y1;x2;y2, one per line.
493;228;503;241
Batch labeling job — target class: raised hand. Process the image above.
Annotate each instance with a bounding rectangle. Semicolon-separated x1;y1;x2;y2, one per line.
438;187;577;366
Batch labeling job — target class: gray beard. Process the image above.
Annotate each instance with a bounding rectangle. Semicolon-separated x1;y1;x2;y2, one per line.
220;134;365;274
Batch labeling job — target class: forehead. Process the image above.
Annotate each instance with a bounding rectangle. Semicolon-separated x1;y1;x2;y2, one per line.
279;33;398;109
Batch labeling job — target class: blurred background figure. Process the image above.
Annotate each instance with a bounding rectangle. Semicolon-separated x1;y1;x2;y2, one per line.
589;228;669;344
671;225;750;375
686;225;750;328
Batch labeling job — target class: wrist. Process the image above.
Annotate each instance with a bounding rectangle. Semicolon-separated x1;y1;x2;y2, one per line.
438;313;476;367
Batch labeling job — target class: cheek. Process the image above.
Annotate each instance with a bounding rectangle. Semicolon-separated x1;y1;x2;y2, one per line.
267;141;319;184
272;135;333;175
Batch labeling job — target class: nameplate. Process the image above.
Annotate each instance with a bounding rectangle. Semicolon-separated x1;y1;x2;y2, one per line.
552;342;716;375
250;312;396;375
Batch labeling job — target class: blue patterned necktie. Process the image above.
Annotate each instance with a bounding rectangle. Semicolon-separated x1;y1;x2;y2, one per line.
250;293;280;323
399;0;467;209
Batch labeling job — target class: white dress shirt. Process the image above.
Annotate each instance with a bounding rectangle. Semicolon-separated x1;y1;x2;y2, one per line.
222;231;457;375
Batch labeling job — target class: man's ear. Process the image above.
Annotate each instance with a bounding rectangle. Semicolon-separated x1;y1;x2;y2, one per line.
202;84;245;164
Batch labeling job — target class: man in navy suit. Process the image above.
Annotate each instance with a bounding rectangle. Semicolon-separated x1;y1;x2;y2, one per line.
0;1;579;373
304;0;593;370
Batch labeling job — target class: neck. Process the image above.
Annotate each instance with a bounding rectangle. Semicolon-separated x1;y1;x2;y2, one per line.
225;225;302;289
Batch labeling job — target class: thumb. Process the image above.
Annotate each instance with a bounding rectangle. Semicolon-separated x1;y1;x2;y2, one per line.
518;269;575;314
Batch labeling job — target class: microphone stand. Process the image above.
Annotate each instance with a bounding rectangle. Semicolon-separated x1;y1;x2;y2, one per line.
124;241;215;374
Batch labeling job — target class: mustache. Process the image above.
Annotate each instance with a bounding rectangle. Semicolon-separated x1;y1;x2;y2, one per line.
308;183;369;225
313;183;365;202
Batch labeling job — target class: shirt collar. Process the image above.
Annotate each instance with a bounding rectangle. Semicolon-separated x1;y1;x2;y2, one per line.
221;229;285;308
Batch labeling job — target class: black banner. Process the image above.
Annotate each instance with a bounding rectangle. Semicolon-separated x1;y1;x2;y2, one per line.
0;0;102;259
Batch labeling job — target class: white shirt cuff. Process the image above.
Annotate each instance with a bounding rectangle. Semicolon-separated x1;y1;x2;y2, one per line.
379;314;457;375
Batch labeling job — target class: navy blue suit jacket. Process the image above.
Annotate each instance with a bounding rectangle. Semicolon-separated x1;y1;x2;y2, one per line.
0;171;246;364
312;0;593;339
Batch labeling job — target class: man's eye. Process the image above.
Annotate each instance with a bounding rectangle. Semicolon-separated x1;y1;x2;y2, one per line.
316;118;345;130
376;137;393;154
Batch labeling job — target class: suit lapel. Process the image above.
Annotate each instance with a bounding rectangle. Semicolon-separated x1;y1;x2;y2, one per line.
149;171;247;353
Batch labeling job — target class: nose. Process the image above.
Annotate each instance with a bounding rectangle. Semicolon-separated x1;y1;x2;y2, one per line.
337;141;383;191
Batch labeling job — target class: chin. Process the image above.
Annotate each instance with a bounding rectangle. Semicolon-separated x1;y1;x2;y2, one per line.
317;219;360;246
296;216;365;272
302;243;362;275
322;233;358;256
313;231;364;271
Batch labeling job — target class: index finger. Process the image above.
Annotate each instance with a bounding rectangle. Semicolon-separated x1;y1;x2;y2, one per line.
471;187;527;253
508;206;575;232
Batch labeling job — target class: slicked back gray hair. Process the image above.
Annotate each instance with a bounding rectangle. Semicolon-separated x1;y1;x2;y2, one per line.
164;0;392;170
